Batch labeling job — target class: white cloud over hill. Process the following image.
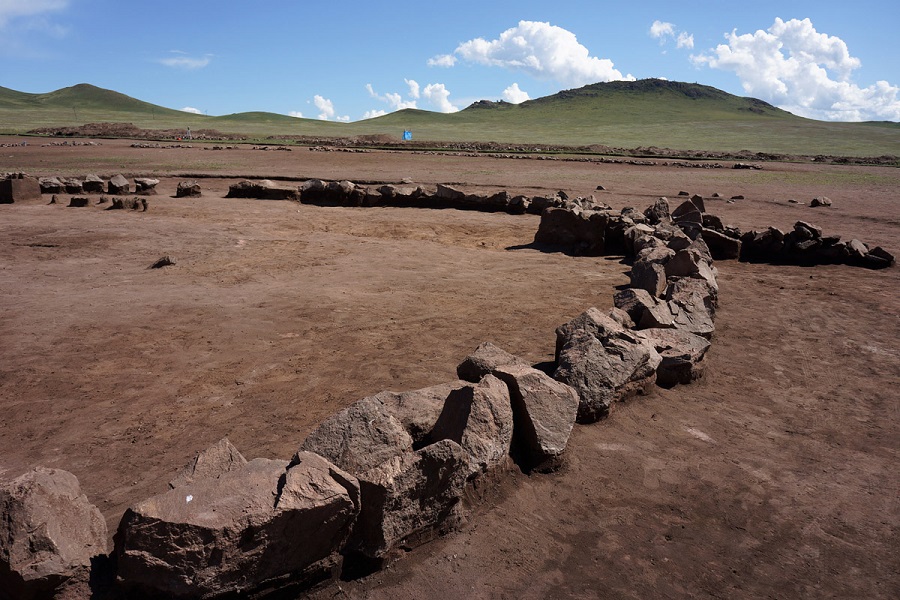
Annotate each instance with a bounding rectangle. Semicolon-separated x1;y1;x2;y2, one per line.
436;20;634;87
693;18;900;121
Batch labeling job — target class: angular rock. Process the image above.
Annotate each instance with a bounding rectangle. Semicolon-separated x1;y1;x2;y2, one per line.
867;246;895;267
631;246;675;297
63;178;84;194
299;397;413;474
116;457;359;598
810;196;832;207
456;341;530;383
134;178;160;195
701;213;724;231
227;179;300;201
491;364;578;471
0;174;41;203
1;468;107;600
429;374;514;478
614;288;675;329
846;239;869;261
107;174;130;195
349;440;468;559
794;221;822;239
175;180;201;198
635;328;711;387
689;194;706;212
740;227;785;261
624;223;656;256
643;197;671;224
671;200;703;238
533;207;608;255
39;177;64;195
169;438;247;489
82;174;105;194
668;291;716;339
554;308;662;423
665;276;718;314
701;227;742;260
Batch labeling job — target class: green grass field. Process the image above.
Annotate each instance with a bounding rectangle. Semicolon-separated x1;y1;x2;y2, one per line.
1;80;898;157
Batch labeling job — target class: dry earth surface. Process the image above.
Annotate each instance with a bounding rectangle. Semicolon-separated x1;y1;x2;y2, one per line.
1;138;898;599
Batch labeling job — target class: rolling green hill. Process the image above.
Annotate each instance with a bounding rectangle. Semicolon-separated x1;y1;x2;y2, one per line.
1;80;898;156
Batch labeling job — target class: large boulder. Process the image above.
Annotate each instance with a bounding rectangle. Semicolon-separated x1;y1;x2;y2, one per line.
115;456;359;598
175;180;201;198
107;174;130;195
456;341;530;383
345;440;469;560
39;177;64;195
134;178;160;195
613;288;675;329
490;364;578;472
701;227;742;260
299;399;469;560
0;468;107;600
429;375;513;478
740;227;785;261
299;397;413;474
643;197;671;225
227;179;300;201
635;328;711;387
668;291;716;339
533;207;608;255
82;174;105;194
0;174;41;204
630;246;675;297
554;308;661;423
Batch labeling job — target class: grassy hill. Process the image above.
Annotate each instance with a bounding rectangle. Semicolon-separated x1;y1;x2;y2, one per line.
1;80;898;156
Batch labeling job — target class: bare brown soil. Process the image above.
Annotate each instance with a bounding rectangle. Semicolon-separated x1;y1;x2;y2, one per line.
1;138;898;599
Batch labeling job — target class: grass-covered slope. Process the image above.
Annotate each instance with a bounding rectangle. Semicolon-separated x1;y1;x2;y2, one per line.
1;80;898;156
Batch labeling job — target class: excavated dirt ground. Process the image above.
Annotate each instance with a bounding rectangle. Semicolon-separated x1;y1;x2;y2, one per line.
1;138;898;599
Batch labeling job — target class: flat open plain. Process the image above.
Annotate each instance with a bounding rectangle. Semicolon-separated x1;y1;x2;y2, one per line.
1;138;898;598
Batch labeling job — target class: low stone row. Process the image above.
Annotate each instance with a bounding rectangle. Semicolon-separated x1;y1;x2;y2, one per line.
1;193;725;599
39;174;159;196
225;178;583;216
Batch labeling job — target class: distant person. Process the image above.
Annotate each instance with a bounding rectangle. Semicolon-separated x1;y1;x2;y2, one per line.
187;127;192;140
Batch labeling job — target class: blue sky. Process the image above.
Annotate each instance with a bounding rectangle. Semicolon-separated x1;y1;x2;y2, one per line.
2;1;898;122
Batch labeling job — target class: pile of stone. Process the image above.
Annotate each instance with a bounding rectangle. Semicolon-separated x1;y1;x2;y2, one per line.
740;221;894;269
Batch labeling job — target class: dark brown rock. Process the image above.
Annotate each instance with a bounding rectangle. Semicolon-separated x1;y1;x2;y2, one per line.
554;308;661;423
0;175;41;203
635;328;711;387
175;180;201;198
491;364;578;471
116;456;359;598
107;174;130;195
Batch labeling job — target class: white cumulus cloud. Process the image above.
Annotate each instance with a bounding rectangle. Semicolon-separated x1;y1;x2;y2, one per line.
288;111;304;118
650;20;674;40
650;20;693;50
314;95;335;120
366;83;418;110
180;106;203;114
502;83;530;104
0;0;67;27
427;54;457;67
676;32;694;49
422;83;458;113
692;17;900;121
405;78;420;99
362;109;387;119
451;20;633;87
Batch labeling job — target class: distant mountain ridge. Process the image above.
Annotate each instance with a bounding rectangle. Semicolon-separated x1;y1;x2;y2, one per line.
1;80;897;156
